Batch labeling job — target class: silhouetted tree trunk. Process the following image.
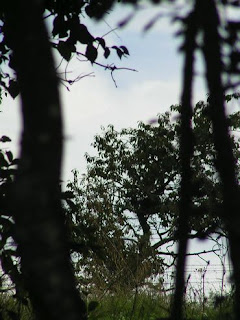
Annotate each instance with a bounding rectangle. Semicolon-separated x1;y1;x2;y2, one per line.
4;2;87;320
171;7;198;320
196;0;240;318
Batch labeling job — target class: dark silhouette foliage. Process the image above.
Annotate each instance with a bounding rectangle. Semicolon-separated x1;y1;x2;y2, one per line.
1;0;240;320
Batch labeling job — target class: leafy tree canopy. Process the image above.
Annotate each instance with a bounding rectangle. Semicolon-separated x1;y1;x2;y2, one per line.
64;95;240;293
1;0;240;318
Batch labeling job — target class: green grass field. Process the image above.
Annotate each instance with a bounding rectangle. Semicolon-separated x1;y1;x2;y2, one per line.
0;288;234;320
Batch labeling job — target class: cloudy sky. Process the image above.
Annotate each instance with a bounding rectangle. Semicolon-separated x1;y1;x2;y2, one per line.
1;3;207;183
1;3;230;286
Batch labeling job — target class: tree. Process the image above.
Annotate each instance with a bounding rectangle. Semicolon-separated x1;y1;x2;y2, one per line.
0;1;131;320
2;2;90;319
0;0;132;98
65;96;240;294
2;0;240;319
0;91;20;292
75;0;240;317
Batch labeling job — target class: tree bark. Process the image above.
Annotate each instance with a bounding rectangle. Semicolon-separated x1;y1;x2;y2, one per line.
4;2;87;320
196;0;240;318
171;7;198;320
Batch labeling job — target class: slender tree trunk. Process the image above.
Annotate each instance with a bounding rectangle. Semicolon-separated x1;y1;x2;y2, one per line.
196;0;240;318
171;7;198;320
4;2;87;320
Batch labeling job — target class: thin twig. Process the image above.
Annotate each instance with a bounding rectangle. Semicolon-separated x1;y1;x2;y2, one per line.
76;52;138;87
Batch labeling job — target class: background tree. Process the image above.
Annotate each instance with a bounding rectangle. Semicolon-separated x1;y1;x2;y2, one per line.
84;1;240;317
0;91;22;296
65;96;240;295
2;0;240;319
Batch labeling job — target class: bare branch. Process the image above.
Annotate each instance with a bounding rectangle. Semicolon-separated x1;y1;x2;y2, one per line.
158;248;220;257
76;51;138;87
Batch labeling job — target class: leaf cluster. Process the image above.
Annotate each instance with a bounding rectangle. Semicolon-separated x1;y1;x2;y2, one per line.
0;1;130;98
0;135;28;307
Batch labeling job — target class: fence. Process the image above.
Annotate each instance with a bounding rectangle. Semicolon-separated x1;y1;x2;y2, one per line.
162;263;233;299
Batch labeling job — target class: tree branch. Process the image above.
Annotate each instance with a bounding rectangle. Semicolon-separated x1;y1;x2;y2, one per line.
76;52;138;87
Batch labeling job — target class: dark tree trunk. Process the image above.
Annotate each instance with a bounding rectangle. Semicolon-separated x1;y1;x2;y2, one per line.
171;7;198;320
4;2;87;320
196;0;240;318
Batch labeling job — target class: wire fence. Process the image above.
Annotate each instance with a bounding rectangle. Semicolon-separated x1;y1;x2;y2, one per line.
161;263;233;298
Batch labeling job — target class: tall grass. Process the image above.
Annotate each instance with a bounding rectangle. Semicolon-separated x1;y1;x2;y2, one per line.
0;272;234;320
87;289;234;320
88;290;170;320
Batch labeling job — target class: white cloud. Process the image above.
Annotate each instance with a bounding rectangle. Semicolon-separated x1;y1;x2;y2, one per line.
0;7;207;182
61;68;206;182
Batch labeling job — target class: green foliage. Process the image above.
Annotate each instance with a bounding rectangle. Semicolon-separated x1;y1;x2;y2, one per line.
0;293;33;320
65;97;240;293
1;1;240;317
0;289;234;320
87;291;170;320
66;168;162;294
0;111;27;309
81;289;235;320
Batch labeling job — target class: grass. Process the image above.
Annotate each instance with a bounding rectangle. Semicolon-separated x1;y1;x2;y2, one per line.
88;291;171;320
0;288;234;320
87;289;234;320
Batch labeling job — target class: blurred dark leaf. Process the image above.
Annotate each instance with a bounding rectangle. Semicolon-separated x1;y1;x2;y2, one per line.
78;24;94;44
52;15;68;38
57;40;74;61
112;46;123;59
86;44;98;63
104;47;110;59
0;153;9;167
0;135;11;143
120;45;129;55
95;37;106;49
8;80;19;99
6;151;13;163
62;191;74;199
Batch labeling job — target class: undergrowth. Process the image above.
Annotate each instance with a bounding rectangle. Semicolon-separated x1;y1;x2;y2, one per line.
0;289;234;320
87;289;234;320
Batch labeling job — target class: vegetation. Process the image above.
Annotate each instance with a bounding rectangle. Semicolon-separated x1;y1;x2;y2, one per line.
0;287;235;320
1;0;240;320
2;95;237;319
0;1;131;319
64;97;240;295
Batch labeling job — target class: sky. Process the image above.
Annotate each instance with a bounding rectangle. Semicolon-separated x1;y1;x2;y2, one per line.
1;3;207;182
0;3;231;292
